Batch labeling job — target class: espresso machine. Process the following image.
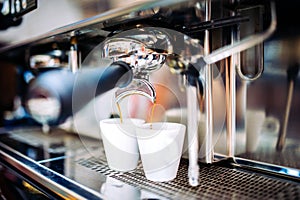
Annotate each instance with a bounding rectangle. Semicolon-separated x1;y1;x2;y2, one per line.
0;0;299;199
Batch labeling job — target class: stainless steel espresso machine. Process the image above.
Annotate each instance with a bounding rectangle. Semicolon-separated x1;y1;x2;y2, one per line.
0;0;299;199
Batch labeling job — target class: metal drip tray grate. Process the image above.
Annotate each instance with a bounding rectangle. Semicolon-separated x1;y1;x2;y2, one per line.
77;157;300;199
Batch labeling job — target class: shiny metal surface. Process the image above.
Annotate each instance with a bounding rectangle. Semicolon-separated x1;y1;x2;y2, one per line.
0;129;104;199
225;55;236;157
0;0;192;54
102;33;168;103
0;128;169;199
0;128;299;199
1;0;300;197
226;1;239;157
276;79;294;151
69;37;81;73
203;0;214;164
187;85;200;186
202;2;276;66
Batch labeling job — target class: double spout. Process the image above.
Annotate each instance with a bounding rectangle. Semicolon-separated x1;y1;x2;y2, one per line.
102;37;167;103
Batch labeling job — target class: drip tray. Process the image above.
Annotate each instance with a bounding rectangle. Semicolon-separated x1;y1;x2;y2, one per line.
77;156;300;200
1;128;299;199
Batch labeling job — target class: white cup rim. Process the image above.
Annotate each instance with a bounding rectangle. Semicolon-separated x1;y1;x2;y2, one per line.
100;118;145;124
136;122;186;139
100;118;145;138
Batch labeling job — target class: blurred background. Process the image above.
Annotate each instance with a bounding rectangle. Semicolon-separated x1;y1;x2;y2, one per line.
0;0;144;45
0;0;190;137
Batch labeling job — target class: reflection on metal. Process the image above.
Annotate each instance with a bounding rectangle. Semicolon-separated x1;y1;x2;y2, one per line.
82;156;300;199
0;142;103;200
1;128;299;200
26;97;61;134
187;85;199;186
216;154;300;180
29;50;68;69
202;1;276;65
0;0;192;54
276;64;299;151
225;56;236;157
102;34;168;103
114;78;157;103
2;0;300;198
276;80;294;151
236;43;264;81
69;37;81;73
203;0;213;164
226;0;239;158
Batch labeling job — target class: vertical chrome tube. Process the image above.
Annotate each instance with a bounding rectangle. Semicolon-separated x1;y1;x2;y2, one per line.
276;74;295;151
225;57;237;157
226;2;239;157
187;85;199;186
203;0;213;163
69;37;81;73
187;0;213;187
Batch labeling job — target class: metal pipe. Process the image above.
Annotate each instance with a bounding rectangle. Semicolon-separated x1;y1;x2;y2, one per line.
202;2;276;66
236;43;264;81
225;56;237;157
226;1;239;157
276;80;294;151
69;37;81;73
187;85;200;186
187;0;213;187
276;64;299;151
203;0;214;164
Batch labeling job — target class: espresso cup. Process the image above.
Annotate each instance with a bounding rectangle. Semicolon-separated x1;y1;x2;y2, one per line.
136;122;186;182
100;118;145;171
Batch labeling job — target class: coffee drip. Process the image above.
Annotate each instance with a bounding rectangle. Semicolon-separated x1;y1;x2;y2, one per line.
116;100;157;129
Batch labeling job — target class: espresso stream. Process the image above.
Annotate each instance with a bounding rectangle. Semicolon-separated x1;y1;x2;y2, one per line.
116;102;157;129
149;103;157;129
116;102;123;123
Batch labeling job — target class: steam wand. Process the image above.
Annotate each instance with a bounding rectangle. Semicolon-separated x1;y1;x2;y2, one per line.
276;63;299;151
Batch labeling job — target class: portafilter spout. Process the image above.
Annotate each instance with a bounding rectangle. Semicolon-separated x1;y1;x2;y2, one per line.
102;34;169;103
115;72;156;103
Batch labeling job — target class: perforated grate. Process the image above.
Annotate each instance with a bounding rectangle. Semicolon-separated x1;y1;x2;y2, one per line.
77;157;300;200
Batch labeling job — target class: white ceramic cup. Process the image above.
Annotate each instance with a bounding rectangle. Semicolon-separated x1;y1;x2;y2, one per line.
165;108;206;158
136;122;186;182
246;110;266;153
100;118;145;172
